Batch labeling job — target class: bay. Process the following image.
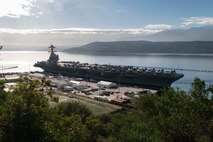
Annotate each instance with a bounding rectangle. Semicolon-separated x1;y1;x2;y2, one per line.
1;51;213;91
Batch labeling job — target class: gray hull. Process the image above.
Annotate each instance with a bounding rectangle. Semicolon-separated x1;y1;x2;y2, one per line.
35;62;184;89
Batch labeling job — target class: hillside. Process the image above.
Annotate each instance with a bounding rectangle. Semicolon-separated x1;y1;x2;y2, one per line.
135;26;213;41
63;41;213;55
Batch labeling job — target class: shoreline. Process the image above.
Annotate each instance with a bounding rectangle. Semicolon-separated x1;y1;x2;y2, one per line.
2;50;213;57
63;51;213;57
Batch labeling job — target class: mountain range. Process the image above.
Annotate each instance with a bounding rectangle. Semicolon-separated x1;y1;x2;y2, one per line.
63;41;213;55
136;26;213;41
1;26;213;51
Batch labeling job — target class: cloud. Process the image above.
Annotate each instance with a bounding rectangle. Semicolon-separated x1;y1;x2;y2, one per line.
0;0;54;18
47;0;54;3
0;0;35;18
0;25;175;46
181;17;213;27
51;0;65;12
114;9;124;13
0;28;162;35
144;24;173;30
0;28;160;46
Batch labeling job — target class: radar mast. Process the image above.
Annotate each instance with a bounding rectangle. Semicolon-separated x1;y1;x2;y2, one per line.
48;44;59;64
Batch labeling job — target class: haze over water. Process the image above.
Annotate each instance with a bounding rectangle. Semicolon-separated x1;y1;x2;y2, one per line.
1;51;213;91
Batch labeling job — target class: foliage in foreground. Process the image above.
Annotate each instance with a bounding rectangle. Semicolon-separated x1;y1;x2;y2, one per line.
0;78;102;142
0;77;212;142
102;77;213;142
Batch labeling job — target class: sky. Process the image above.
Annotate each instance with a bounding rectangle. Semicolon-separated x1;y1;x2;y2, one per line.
0;0;213;47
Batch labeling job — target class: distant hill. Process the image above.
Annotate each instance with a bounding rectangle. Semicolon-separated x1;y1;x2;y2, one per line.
1;26;213;48
63;41;213;55
138;26;213;41
127;26;213;41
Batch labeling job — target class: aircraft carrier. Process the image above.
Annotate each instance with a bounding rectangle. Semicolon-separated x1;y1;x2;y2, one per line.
34;45;184;89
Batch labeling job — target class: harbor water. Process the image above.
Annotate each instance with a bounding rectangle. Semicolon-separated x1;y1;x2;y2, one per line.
1;51;213;91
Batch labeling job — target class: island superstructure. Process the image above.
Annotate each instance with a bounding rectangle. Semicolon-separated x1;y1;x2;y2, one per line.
34;45;184;89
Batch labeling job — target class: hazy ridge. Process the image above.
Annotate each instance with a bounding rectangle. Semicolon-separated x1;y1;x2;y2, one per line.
1;26;213;49
63;41;213;55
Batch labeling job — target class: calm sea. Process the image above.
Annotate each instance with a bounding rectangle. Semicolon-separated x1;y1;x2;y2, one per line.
1;51;213;91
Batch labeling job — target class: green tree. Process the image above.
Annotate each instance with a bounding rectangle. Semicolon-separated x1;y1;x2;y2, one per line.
105;78;213;142
134;78;213;142
0;78;91;142
55;115;89;142
0;78;51;142
0;80;7;105
85;116;104;141
58;102;92;119
108;112;163;142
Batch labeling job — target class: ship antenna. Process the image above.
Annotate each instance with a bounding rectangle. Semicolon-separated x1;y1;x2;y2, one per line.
49;44;56;54
47;44;59;64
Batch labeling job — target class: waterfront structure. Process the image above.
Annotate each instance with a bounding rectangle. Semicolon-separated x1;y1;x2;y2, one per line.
69;80;86;90
97;81;117;89
4;74;20;83
34;45;184;89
